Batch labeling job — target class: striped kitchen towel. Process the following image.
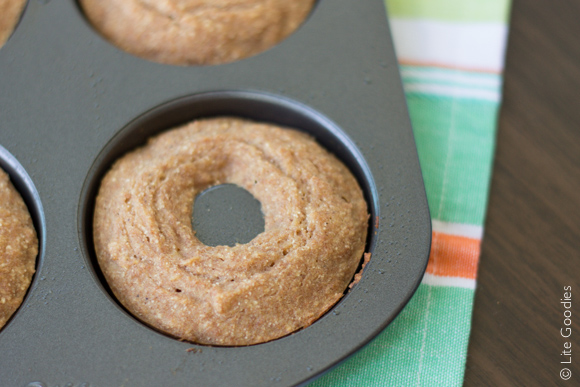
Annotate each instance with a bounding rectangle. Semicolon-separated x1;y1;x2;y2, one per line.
312;0;511;385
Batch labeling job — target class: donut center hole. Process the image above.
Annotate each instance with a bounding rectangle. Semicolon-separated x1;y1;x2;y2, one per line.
192;183;265;247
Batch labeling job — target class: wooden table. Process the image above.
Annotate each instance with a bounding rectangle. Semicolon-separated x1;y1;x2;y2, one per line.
463;0;580;385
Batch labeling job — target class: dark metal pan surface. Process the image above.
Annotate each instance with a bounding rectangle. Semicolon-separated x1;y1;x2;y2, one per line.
0;1;431;386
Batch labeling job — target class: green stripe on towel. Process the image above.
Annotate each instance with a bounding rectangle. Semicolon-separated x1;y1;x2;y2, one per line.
408;94;499;226
312;284;475;386
386;0;511;23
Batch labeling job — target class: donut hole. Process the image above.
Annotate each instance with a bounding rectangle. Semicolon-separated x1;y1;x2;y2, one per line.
192;183;265;247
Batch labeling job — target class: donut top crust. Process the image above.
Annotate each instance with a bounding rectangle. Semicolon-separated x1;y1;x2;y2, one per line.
93;117;369;346
0;167;38;329
80;0;316;65
0;0;26;48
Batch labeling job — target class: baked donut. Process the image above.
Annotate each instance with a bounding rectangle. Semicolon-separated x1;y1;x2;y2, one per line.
79;0;316;65
93;117;368;345
0;0;26;48
0;167;37;329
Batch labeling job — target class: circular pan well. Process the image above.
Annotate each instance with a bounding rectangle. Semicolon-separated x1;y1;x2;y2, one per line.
77;0;319;66
78;90;378;344
0;144;45;330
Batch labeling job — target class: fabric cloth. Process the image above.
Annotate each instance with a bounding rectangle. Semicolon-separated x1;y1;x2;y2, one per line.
312;0;511;385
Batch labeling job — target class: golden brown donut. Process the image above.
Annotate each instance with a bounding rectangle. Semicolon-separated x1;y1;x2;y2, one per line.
0;167;37;329
93;117;368;345
0;0;26;48
80;0;315;65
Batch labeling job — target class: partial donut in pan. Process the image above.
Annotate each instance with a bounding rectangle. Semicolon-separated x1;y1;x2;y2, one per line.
80;0;315;65
0;167;37;329
0;0;26;48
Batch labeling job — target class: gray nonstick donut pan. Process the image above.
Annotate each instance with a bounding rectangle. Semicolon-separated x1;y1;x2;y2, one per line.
0;1;431;386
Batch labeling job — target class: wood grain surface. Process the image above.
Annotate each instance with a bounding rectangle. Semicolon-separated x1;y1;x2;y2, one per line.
463;0;580;385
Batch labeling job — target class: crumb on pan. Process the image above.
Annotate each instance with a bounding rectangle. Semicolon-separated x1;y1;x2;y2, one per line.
349;252;371;290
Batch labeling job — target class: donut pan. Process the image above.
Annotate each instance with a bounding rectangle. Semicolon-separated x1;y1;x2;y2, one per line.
0;1;431;386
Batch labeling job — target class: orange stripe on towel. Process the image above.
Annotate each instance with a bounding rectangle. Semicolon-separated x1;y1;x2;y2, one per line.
398;59;502;74
426;231;480;279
